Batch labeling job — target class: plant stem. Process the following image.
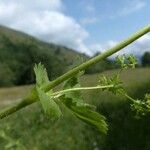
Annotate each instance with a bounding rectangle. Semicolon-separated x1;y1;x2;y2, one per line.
124;93;136;102
51;85;114;98
0;97;35;119
0;25;150;119
0;88;37;119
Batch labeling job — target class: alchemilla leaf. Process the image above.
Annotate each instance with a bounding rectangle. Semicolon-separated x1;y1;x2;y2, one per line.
72;106;108;134
37;87;62;119
34;63;62;119
34;63;49;88
63;98;108;134
61;74;108;134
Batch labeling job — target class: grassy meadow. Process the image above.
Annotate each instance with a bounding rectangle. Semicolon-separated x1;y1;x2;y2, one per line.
0;68;150;150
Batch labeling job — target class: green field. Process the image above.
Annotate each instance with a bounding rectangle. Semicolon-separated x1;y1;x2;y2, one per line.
0;68;150;150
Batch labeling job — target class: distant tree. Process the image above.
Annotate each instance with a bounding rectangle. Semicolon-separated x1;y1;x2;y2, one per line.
85;52;116;74
55;47;61;55
0;63;14;86
0;33;88;87
142;52;150;66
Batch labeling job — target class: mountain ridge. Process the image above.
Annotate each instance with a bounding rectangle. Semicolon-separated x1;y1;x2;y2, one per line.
0;24;88;86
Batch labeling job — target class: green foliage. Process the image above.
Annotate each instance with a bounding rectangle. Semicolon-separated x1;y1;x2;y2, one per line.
0;130;26;150
0;68;149;149
32;54;148;134
62;74;83;104
37;88;62;119
127;55;138;68
34;63;62;119
0;31;87;87
99;74;124;95
116;54;137;69
98;55;137;95
34;64;108;133
131;93;150;119
0;63;14;86
95;81;150;150
142;51;150;66
34;63;49;88
63;99;108;134
61;76;108;134
98;55;150;119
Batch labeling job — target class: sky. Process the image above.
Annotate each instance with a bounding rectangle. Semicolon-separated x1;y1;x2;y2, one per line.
0;0;150;57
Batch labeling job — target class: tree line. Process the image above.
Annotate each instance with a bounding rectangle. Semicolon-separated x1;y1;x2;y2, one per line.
0;35;149;87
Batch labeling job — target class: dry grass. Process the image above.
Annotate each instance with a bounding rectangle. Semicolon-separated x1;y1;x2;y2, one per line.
0;85;33;106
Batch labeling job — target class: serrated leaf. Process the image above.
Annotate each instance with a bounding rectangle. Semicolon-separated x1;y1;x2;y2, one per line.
61;74;108;133
127;55;137;68
37;87;62;119
34;63;62;119
131;93;150;119
72;106;108;134
116;55;127;69
34;63;49;87
63;98;108;134
99;74;124;95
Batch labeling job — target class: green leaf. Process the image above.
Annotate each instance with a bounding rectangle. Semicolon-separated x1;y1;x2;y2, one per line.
34;63;62;119
116;55;127;69
37;87;62;119
63;98;108;134
62;74;108;134
72;106;108;134
127;55;137;68
34;63;49;87
99;74;124;95
131;93;150;119
145;93;150;101
116;54;137;69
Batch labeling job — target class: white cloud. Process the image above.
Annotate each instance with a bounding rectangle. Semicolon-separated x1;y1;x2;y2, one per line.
109;0;146;19
0;0;92;55
90;34;150;58
80;17;98;25
119;0;146;16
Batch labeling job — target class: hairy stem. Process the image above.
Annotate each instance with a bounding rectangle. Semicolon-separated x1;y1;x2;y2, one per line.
0;25;150;119
0;88;37;119
51;85;114;98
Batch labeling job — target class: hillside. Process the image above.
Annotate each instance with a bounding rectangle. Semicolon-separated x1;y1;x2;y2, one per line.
0;25;87;60
0;25;116;87
0;25;88;86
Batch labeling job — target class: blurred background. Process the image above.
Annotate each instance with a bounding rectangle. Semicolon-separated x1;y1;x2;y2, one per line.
0;0;150;149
